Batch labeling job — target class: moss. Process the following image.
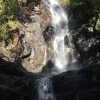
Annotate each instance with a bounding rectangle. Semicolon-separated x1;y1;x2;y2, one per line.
60;0;70;6
7;20;19;29
96;16;100;30
0;24;10;42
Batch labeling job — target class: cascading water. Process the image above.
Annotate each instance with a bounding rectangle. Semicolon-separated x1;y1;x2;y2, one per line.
43;0;76;72
37;77;55;100
37;0;77;100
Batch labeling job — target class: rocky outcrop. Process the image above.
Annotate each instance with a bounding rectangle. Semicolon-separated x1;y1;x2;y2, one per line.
0;58;100;100
21;3;51;73
72;29;100;63
65;3;100;63
0;2;52;73
0;59;41;100
51;63;100;100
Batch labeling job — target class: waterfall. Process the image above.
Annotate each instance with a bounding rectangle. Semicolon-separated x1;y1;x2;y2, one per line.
37;1;77;100
43;0;76;72
37;78;55;100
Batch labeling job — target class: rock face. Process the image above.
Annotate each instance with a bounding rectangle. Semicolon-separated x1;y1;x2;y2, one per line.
21;3;51;73
72;30;100;63
66;4;100;63
21;14;47;73
0;59;41;100
0;2;52;73
51;63;100;100
0;58;100;100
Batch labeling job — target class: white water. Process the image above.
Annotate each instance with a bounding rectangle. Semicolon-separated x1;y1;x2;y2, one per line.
43;0;76;72
37;1;76;100
37;78;55;100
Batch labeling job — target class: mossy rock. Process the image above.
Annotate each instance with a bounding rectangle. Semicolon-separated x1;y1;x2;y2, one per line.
60;0;70;6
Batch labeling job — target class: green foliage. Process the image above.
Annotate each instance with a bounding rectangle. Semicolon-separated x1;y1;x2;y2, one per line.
0;0;99;42
0;0;26;42
0;0;29;43
18;0;27;3
65;0;100;31
0;0;17;42
0;1;4;13
0;24;10;42
61;0;70;6
61;0;100;11
69;0;100;14
95;14;100;30
92;0;100;10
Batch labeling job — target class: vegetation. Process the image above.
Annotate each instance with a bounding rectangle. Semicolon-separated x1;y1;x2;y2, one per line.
0;0;28;42
60;0;70;6
61;0;100;31
0;0;41;43
60;0;100;61
0;0;100;43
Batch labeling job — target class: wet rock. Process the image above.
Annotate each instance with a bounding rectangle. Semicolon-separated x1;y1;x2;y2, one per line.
21;20;47;72
0;58;100;100
72;29;100;61
0;59;26;76
0;59;41;100
41;60;55;75
51;63;100;100
0;74;36;100
95;18;100;31
42;25;54;43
